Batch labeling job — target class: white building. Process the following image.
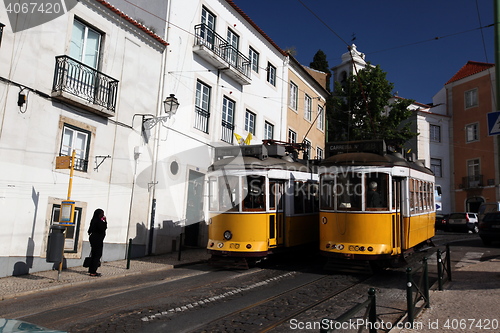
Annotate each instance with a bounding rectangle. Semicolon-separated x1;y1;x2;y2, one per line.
0;0;327;277
0;0;167;277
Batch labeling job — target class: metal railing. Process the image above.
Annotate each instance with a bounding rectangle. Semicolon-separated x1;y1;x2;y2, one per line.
461;175;483;189
221;119;234;143
194;106;210;133
436;244;452;290
194;24;251;79
320;288;378;333
59;153;88;172
406;258;430;324
52;55;118;112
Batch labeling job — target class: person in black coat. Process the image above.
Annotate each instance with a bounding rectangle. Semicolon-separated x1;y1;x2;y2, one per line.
87;208;107;276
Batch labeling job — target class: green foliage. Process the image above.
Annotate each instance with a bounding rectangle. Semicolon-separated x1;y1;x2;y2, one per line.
328;64;417;148
309;49;331;91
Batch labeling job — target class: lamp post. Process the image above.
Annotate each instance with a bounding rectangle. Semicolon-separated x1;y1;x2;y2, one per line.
142;94;180;130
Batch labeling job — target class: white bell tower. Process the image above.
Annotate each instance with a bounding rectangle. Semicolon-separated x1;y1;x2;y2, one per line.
331;44;367;85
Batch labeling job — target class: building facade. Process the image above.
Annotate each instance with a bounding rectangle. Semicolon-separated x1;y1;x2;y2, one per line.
445;61;497;213
0;0;327;277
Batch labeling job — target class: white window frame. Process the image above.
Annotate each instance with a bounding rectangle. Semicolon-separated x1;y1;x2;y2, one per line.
264;121;274;140
249;47;259;73
195;80;211;133
465;88;478;109
245;110;256;134
466;123;479;143
317;105;324;130
304;94;312;121
289;82;298;110
316;147;324;160
267;62;276;86
288;129;297;143
70;19;101;69
430;124;441;142
60;124;90;172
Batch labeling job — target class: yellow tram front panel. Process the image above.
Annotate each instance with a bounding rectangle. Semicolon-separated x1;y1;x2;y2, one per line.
208;213;270;254
319;211;396;258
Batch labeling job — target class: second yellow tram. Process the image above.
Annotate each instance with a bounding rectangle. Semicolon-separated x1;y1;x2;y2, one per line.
319;141;436;266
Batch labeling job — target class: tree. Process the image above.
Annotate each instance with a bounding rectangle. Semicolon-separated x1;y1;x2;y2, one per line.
309;49;331;91
329;64;417;148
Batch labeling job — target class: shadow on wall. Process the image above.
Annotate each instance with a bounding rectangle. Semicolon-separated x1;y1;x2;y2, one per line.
129;220;186;258
12;187;39;276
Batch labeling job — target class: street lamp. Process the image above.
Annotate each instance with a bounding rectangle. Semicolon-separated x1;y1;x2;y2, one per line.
143;94;180;130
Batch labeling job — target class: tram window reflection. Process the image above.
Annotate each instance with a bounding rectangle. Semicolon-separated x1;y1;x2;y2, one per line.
336;173;362;211
320;177;335;210
209;177;218;211
219;175;240;212
365;174;388;210
243;176;265;211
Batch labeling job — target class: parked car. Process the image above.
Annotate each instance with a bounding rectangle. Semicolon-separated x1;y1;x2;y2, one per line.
479;212;500;246
447;212;479;233
478;202;500;223
435;214;449;231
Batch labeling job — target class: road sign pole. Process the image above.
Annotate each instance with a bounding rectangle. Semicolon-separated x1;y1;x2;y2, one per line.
67;150;76;200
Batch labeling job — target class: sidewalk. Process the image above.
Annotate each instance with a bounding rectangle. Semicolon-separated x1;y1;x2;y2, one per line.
393;257;500;333
0;247;210;301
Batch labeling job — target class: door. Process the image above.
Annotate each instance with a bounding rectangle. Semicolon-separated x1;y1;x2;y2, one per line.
184;170;205;246
269;180;285;247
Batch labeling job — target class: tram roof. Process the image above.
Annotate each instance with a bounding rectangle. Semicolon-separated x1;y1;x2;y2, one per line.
320;151;434;175
209;156;315;173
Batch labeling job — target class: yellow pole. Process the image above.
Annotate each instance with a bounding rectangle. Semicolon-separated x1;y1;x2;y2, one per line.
59;150;75;278
67;150;76;200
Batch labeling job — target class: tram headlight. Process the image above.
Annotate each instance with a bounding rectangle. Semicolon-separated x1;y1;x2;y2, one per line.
223;230;232;240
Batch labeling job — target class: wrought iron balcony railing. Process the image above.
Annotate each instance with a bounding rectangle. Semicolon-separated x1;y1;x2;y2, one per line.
221;119;234;144
194;106;210;133
52;55;119;114
461;175;484;189
59;153;89;172
194;24;251;82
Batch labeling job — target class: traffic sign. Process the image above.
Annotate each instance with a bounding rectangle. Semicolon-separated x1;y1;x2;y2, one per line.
487;111;500;136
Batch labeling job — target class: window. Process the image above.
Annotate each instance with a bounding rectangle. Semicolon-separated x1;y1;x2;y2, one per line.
0;23;5;47
267;62;276;86
431;158;442;177
467;159;480;178
70;19;101;69
288;129;297;143
245;110;256;134
365;173;389;211
60;124;90;172
303;139;311;159
200;6;216;47
316;147;324;160
264;121;274;140
249;47;259;73
50;204;83;253
195;80;211;133
221;96;235;143
465;89;478;108
243;176;266;211
317;105;324;130
289;82;298;110
226;28;239;67
304;95;312;121
430;124;441;142
466;123;479;142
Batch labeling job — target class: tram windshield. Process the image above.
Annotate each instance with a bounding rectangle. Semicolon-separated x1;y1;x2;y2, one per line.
243;176;266;211
209;175;266;212
365;173;389;211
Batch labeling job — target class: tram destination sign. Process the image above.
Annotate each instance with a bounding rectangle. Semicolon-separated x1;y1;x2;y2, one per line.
327;140;386;156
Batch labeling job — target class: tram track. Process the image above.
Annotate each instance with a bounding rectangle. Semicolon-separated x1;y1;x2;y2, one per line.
13;267;266;331
183;273;372;333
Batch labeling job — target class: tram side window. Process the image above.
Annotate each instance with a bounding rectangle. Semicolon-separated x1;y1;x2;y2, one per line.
294;181;305;214
209;177;218;211
306;182;319;213
320;177;335;210
337;173;362;211
243;176;265;211
365;173;388;210
219;175;240;212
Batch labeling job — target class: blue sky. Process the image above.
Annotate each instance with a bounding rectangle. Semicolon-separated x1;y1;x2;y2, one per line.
234;0;495;104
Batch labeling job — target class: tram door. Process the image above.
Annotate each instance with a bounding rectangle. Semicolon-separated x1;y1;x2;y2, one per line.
269;180;285;247
392;177;404;252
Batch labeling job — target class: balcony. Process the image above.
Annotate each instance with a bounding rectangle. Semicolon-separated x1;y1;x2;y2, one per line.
193;24;251;85
52;56;119;117
461;175;484;189
221;119;234;144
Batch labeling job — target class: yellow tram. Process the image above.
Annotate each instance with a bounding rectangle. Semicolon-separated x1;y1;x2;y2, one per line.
207;142;319;268
319;140;435;266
